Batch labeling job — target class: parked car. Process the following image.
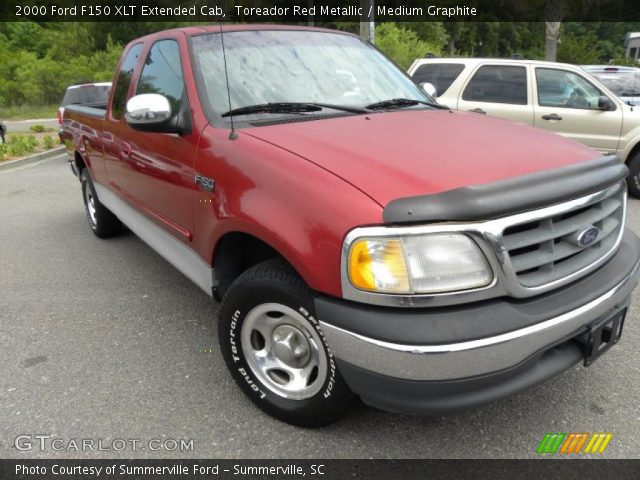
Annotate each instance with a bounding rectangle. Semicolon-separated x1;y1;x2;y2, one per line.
58;81;111;127
581;65;640;106
62;26;640;427
408;58;640;197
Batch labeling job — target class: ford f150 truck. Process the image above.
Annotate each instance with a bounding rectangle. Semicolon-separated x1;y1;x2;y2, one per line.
62;25;640;427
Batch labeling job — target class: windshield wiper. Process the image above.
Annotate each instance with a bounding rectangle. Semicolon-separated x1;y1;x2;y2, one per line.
621;92;640;97
221;102;367;117
364;98;449;111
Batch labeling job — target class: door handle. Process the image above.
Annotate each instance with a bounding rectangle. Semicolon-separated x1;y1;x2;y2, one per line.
121;143;132;158
469;108;487;114
542;113;563;121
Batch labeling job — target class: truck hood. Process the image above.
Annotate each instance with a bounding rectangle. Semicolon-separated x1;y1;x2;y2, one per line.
242;109;599;207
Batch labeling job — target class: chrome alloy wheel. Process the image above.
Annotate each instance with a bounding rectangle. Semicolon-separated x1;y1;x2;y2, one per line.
241;303;328;400
84;184;97;227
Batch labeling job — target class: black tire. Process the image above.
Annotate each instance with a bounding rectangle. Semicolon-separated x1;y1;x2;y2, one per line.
627;152;640;199
219;259;353;427
80;169;122;238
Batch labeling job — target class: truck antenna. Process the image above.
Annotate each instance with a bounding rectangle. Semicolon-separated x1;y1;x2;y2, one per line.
220;22;238;140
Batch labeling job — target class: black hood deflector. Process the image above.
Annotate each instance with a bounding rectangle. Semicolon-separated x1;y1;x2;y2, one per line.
383;155;628;224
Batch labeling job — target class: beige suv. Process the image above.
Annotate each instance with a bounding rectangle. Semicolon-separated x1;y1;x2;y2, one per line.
408;58;640;197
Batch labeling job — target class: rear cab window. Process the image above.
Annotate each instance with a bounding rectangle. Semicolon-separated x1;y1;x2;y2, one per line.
411;63;464;97
462;65;528;105
110;43;143;120
61;84;110;107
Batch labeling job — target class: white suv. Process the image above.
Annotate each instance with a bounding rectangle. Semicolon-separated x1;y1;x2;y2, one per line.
408;58;640;197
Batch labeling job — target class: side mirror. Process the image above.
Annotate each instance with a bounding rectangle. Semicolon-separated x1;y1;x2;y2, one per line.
125;94;172;130
597;95;616;111
421;82;437;99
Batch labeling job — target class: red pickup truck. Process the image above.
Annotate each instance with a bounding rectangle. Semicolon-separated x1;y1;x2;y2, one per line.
62;25;640;427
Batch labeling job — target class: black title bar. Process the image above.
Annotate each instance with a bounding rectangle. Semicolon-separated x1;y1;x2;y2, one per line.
1;0;640;22
2;459;640;480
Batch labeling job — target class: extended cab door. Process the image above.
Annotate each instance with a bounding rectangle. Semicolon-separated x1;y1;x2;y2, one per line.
456;64;534;125
111;38;200;244
103;42;144;190
533;67;623;154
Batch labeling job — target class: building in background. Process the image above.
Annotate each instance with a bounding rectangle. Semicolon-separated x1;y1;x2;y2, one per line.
625;32;640;62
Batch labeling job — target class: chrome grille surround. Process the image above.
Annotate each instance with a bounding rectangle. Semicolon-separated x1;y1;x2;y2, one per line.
501;182;625;289
341;181;627;307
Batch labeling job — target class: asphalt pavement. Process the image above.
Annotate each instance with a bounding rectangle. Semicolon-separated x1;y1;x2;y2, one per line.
1;153;639;459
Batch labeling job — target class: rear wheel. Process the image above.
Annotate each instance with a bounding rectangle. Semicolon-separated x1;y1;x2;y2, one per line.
219;259;353;427
80;169;122;238
627;151;640;199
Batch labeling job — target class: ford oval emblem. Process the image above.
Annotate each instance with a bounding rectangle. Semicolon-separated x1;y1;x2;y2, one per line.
577;226;600;247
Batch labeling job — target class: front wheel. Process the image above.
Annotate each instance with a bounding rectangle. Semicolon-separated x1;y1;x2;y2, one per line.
218;259;353;427
627;152;640;198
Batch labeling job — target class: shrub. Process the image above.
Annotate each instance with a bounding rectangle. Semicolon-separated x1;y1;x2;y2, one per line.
30;124;46;133
42;135;55;149
375;23;442;70
557;32;603;64
6;134;38;157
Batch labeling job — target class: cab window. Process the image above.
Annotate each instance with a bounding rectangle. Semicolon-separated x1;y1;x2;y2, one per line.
462;65;527;105
111;43;143;119
536;68;604;110
412;63;464;97
136;40;185;114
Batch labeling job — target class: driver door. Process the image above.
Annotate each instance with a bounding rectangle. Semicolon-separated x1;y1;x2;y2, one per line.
533;67;622;154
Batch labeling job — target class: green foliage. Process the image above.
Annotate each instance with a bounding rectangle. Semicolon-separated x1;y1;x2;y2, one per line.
558;23;604;65
42;136;56;150
0;133;57;161
442;22;546;58
375;23;442;70
397;22;448;48
0;22;123;107
557;31;603;64
1;104;58;121
30;124;46;133
4;134;38;157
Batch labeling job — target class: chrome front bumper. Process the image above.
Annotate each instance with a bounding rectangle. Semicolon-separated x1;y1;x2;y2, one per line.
320;257;640;382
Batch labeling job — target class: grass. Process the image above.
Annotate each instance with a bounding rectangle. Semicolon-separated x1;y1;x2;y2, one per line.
0;132;61;162
1;104;58;120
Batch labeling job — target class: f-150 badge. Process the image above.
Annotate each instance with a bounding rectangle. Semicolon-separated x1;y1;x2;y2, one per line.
195;174;215;192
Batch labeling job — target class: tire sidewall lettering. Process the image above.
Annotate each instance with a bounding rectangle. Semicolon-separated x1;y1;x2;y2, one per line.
297;307;336;399
229;309;241;362
229;308;267;400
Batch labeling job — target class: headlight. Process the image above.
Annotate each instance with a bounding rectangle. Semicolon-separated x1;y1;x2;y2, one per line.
348;233;493;294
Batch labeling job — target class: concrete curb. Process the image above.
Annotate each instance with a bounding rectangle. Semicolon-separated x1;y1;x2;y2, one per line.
0;146;65;171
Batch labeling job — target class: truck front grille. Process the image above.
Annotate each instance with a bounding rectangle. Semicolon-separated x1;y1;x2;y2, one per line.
502;184;625;288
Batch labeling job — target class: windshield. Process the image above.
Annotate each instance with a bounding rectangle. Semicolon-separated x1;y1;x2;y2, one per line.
590;71;640;97
190;30;429;118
